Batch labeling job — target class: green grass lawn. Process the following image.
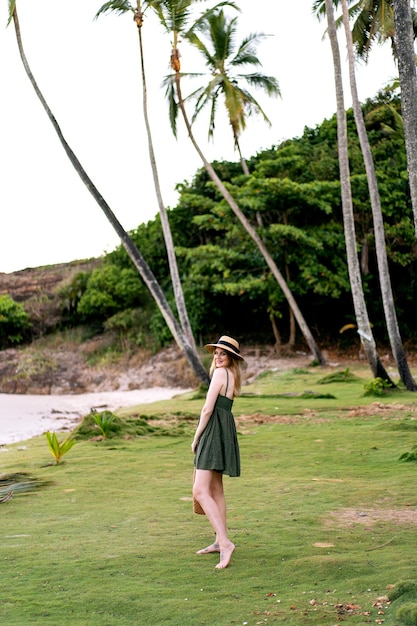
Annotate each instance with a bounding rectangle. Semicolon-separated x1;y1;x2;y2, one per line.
2;364;417;625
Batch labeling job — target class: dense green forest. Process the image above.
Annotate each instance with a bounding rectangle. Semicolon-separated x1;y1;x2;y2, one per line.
2;90;416;355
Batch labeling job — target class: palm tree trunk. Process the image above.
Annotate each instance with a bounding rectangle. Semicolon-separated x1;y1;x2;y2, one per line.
233;130;250;176
284;263;296;349
392;0;417;237
134;6;197;352
173;72;325;366
11;5;209;385
341;0;416;390
324;0;395;384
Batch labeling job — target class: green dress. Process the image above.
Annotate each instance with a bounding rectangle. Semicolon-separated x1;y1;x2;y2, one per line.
194;370;241;477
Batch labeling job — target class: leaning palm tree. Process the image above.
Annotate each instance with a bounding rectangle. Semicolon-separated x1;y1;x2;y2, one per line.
323;0;394;382
314;0;416;388
153;0;325;364
184;8;281;176
96;0;197;352
182;8;304;351
8;1;209;384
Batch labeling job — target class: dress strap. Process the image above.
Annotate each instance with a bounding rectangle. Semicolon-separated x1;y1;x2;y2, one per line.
224;368;229;396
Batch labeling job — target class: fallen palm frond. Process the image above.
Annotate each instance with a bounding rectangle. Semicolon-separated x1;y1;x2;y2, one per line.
0;472;53;497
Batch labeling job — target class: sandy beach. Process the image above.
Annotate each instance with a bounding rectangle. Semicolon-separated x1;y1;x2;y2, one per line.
0;387;189;446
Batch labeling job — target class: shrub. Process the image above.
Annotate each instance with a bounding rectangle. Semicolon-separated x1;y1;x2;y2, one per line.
363;377;394;397
388;581;417;602
0;295;31;348
91;411;117;439
399;446;417;462
397;602;417;625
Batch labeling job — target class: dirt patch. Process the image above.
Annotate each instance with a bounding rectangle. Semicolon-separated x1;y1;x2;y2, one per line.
345;402;417;418
326;507;417;527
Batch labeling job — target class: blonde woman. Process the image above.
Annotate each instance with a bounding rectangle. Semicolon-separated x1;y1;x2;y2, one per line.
192;335;244;569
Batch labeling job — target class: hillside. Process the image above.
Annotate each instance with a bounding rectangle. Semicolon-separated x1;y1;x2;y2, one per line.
0;261;411;395
0;259;101;302
0;334;320;395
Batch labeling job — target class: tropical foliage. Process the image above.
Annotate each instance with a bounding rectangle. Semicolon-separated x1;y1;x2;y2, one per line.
0;294;31;349
45;431;77;465
4;91;417;352
4;1;417;362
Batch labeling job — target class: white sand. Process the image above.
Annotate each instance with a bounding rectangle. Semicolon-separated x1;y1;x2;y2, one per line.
0;387;189;445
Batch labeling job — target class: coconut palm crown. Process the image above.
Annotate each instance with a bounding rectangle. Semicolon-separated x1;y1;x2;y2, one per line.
184;8;281;155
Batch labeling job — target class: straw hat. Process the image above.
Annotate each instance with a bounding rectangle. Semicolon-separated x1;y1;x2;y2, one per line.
204;335;244;361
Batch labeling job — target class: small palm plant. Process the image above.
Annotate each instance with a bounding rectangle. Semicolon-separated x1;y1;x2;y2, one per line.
45;431;76;464
92;411;116;439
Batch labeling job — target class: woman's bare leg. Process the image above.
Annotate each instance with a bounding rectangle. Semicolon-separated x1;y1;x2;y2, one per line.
193;469;235;568
196;472;225;554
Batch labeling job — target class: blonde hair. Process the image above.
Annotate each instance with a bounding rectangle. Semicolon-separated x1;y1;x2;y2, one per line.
209;354;241;397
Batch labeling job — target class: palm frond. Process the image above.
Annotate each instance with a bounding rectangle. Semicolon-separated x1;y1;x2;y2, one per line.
7;0;16;26
238;72;281;98
95;0;134;19
191;1;240;33
231;32;271;68
186;31;215;65
0;472;53;496
164;76;179;137
152;0;198;33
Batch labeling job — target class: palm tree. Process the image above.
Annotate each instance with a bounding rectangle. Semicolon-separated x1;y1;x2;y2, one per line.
184;8;281;176
182;8;302;352
392;0;417;237
350;0;397;58
324;0;395;383
96;0;197;352
154;0;325;364
342;0;417;236
8;1;209;384
315;0;416;388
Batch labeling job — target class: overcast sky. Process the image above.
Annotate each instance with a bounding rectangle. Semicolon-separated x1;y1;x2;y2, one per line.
0;0;398;274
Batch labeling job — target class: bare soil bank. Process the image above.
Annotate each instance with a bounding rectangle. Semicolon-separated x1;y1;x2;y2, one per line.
0;341;322;395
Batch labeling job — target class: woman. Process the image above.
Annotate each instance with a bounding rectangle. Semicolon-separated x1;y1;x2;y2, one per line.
192;335;244;569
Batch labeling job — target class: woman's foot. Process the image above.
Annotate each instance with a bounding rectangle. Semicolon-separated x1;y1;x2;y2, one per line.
215;542;235;569
196;542;220;555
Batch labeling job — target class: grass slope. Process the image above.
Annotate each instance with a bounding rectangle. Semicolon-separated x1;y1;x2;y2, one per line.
1;364;417;625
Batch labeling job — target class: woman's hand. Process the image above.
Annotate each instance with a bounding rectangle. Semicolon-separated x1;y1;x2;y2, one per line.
191;438;199;454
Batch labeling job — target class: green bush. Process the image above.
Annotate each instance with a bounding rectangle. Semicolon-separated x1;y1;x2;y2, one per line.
91;411;117;439
388;581;417;602
397;602;417;625
363;377;394;397
399;446;417;462
0;295;31;348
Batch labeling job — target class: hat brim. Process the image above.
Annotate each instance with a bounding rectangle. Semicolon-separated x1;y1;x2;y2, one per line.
204;343;244;361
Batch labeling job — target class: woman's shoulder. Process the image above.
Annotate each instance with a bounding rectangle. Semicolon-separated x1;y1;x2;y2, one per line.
212;367;235;395
211;367;228;382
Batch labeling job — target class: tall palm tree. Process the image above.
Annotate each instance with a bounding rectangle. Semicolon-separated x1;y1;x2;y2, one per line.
392;0;417;237
8;1;209;384
324;0;395;382
96;0;197;352
182;8;301;352
315;0;416;388
184;8;281;176
154;0;325;364
342;0;417;236
342;0;416;389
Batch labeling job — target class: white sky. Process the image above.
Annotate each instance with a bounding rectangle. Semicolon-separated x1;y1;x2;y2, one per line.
0;0;398;274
